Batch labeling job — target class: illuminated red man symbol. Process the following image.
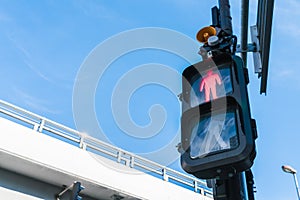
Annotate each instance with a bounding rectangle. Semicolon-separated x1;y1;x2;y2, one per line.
199;70;222;102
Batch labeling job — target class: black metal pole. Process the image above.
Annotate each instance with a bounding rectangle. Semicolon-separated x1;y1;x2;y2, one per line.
219;0;233;35
211;6;220;27
260;0;275;94
213;173;247;200
241;0;249;68
211;1;252;199
245;170;255;200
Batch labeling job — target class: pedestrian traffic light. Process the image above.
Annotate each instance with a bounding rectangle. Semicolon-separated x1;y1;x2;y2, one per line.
180;53;257;179
71;182;84;200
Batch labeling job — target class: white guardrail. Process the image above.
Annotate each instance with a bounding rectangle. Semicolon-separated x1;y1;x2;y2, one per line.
0;100;213;197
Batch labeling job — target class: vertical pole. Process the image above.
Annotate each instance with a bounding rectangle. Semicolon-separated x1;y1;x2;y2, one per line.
218;0;233;35
213;2;248;199
245;170;255;200
259;0;275;94
293;173;300;200
211;6;220;27
213;173;247;200
241;0;249;68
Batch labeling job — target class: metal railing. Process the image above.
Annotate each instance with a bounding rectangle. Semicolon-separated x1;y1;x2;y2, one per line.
0;100;213;197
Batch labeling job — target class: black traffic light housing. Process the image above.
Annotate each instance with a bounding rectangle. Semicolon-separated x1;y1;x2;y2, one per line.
180;53;257;179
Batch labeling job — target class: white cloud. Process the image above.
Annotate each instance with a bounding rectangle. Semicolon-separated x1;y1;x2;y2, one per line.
7;34;62;85
12;87;60;115
0;12;12;22
73;0;119;20
7;34;31;58
270;66;300;89
273;69;293;79
23;60;55;83
274;0;300;38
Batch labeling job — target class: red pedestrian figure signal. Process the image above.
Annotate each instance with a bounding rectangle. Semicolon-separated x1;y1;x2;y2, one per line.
199;70;222;102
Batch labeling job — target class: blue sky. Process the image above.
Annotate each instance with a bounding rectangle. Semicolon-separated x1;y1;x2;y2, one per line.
1;0;300;199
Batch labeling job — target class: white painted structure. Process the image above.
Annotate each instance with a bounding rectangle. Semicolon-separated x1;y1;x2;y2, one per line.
0;100;213;200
